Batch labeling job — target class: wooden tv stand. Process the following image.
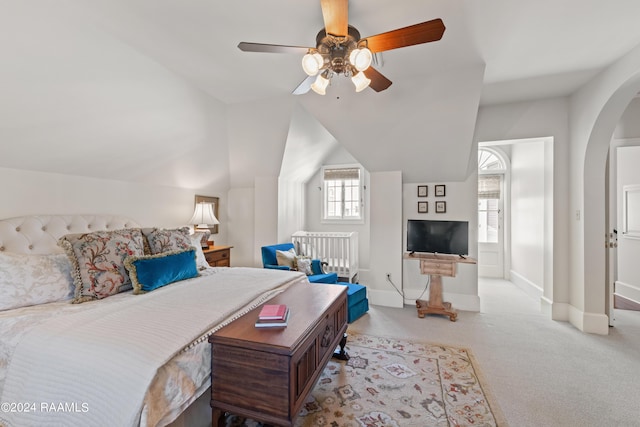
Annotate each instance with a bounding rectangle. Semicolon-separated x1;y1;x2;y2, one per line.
208;282;348;427
404;253;476;322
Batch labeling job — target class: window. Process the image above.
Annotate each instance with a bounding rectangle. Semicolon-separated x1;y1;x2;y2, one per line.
477;148;505;244
322;165;363;222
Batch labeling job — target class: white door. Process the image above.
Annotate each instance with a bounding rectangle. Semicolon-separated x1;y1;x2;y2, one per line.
478;180;504;277
615;146;640;318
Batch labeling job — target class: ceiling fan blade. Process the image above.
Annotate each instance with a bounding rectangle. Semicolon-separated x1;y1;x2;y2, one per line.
292;75;315;95
238;42;311;55
363;67;392;92
320;0;348;37
362;18;446;53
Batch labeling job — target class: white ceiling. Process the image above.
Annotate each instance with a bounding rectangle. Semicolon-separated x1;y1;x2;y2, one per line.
2;1;640;185
69;0;640;105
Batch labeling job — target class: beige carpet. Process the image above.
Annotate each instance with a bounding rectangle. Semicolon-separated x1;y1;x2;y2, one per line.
226;333;505;426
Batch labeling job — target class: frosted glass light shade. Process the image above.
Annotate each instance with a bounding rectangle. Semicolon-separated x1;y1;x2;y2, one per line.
349;47;372;72
302;52;323;76
189;202;219;229
310;73;330;95
351;71;371;92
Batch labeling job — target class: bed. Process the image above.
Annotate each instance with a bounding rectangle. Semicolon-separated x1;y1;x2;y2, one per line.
0;215;308;427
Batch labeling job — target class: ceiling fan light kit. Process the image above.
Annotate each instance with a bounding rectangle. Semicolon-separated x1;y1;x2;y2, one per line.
311;71;330;95
238;0;445;95
351;70;371;92
350;47;373;72
302;51;324;76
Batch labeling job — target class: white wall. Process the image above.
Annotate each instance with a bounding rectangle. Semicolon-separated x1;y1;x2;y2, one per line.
226;98;295;188
0;166;227;240
614;97;640;138
277;178;304;244
402;175;480;311
365;171;404;308
228;187;256;268
510;141;545;297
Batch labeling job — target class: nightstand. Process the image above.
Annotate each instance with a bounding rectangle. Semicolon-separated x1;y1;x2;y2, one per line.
203;245;233;267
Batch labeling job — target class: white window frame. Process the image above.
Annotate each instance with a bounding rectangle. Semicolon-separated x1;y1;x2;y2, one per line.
321;164;365;224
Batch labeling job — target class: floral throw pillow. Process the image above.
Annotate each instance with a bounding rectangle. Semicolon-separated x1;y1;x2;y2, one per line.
58;228;145;303
142;227;192;255
0;252;75;311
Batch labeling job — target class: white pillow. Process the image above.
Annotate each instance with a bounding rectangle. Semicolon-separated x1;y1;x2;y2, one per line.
190;233;210;270
0;252;75;311
276;248;297;269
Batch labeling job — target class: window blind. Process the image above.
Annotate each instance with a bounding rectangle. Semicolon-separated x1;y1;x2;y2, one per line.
323;167;360;181
478;174;501;199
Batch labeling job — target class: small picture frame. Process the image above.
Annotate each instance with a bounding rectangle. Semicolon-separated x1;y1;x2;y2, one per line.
417;185;428;197
435;201;447;213
418;201;428;213
435;184;446;197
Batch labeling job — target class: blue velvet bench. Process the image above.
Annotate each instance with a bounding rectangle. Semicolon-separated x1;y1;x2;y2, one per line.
338;282;369;323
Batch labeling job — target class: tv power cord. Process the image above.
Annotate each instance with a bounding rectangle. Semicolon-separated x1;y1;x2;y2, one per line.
415;276;431;301
386;273;404;298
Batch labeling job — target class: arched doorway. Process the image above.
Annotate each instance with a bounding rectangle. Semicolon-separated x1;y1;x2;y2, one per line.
577;67;640;333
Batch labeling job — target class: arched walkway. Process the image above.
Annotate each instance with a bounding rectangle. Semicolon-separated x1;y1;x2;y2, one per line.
573;47;640;333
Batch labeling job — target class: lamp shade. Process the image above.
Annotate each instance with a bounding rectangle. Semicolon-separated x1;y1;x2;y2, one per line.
349;47;372;72
189;202;219;228
310;73;330;95
351;71;371;92
302;52;323;76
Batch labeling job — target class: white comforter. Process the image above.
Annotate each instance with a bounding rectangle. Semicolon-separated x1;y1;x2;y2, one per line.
0;267;307;427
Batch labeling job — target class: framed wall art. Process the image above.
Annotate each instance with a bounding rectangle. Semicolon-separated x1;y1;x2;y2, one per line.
435;184;446;197
418;201;428;213
435;201;446;213
417;185;428;197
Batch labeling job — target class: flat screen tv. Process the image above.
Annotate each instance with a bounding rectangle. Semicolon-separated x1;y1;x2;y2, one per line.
407;219;469;256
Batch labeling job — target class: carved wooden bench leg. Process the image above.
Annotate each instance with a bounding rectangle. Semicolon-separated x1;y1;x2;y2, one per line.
333;333;349;360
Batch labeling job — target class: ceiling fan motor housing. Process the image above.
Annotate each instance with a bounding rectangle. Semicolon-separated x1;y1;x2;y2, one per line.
315;25;361;75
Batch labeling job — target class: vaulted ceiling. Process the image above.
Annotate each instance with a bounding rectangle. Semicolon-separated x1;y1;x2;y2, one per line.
2;1;640;186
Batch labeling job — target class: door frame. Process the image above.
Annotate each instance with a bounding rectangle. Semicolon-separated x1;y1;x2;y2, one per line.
477;145;511;279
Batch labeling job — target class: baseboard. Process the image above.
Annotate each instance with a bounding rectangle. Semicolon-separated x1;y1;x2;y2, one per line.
540;296;553;316
368;289;403;308
544;298;570;321
510;270;543;300
614;293;640;311
568;305;609;335
403;289;480;312
614;281;640;305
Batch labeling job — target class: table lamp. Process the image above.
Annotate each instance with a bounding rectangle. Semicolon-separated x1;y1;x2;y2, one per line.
189;202;219;248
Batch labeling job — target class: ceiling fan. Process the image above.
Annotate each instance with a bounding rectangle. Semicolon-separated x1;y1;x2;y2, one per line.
238;0;445;95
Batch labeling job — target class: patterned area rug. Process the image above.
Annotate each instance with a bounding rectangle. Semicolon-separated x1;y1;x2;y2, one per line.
225;333;505;427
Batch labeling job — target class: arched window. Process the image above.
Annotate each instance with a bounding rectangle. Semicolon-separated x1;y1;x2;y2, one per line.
478;148;507;244
478;149;505;171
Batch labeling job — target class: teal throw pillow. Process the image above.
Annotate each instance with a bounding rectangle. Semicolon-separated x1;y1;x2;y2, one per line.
124;249;198;294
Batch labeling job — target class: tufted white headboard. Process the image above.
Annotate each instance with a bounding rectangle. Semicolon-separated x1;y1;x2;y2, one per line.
0;215;141;255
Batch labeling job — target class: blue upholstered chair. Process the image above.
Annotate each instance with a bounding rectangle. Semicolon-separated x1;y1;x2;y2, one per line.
261;243;338;284
261;243;369;322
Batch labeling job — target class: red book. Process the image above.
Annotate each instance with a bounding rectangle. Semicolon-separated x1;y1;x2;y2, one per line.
255;308;290;328
258;304;287;320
